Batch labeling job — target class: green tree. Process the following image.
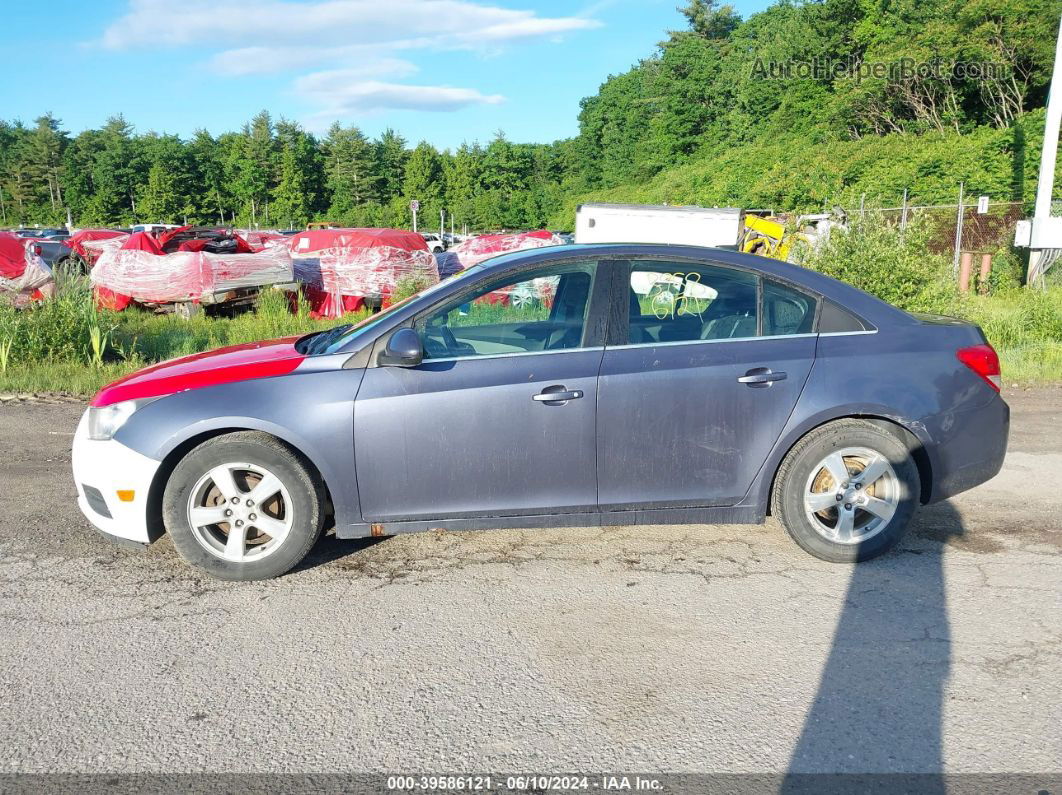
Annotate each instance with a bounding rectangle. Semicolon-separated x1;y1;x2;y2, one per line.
403;141;444;227
137;161;181;222
231;110;275;226
84;115;141;225
22;114;68;220
374;128;408;201
680;0;741;40
188;129;226;224
323;122;376;220
271;120;322;228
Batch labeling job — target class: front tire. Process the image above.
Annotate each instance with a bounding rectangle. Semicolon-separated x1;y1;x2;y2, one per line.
772;419;920;562
163;432;324;580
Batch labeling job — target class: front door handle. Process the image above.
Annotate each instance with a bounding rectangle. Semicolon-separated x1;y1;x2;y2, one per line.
532;385;584;404
738;368;787;387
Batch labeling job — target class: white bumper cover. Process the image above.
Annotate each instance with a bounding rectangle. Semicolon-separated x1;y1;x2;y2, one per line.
71;410;162;544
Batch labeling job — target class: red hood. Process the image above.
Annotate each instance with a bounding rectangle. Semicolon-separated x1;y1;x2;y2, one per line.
91;336;306;407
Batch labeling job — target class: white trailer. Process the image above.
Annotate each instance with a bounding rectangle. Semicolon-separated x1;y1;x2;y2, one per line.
574;202;743;248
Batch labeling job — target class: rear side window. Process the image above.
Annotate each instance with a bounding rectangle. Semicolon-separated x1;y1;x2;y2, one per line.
762;279;817;336
820;300;870;333
627;262;758;345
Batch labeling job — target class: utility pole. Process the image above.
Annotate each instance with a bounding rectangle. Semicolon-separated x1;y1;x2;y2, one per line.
1028;15;1062;285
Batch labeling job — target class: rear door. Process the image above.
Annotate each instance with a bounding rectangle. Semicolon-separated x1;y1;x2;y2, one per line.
597;258;818;510
353;258;610;522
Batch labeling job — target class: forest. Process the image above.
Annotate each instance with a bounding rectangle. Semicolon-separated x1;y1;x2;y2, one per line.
1;0;1059;233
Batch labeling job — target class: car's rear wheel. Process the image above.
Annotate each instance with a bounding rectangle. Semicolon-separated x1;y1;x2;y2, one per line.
772;419;920;562
163;432;323;580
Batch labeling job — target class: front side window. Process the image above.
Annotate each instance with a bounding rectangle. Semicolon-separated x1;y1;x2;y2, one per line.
627;261;759;345
416;261;596;360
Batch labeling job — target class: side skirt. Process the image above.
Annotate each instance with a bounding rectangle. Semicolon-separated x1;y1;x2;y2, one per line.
336;505;765;539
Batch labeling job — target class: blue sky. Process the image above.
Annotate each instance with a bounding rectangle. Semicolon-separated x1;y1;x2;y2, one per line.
3;0;770;149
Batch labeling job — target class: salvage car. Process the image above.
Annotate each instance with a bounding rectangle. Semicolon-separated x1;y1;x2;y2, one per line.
289;227;439;317
90;226;295;313
0;230;54;304
71;244;1009;580
26;236;74;272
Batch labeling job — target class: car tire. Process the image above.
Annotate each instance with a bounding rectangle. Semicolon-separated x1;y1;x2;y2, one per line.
771;419;920;563
163;431;324;580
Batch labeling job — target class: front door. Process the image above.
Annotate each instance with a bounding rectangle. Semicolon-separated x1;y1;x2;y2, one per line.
353;258;609;522
597;259;818;510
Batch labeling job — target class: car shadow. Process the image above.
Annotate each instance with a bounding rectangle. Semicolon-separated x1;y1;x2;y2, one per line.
782;499;965;792
290;531;387;573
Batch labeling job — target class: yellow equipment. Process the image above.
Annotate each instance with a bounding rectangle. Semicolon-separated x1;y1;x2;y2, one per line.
740;214;811;262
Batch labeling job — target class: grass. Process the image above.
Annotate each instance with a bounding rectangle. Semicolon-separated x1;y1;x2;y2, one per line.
958;288;1062;385
0;277;367;396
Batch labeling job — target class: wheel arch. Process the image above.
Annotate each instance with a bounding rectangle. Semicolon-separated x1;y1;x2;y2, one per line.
145;426;336;542
763;413;934;517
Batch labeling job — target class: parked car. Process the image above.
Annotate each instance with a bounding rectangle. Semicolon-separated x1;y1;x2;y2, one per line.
421;233;446;253
288;227;438;318
15;227;66;239
91;226;295;313
27;236;75;271
71;243;1009;580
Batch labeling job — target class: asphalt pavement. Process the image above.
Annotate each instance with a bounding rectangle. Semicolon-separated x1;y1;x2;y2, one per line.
0;389;1059;775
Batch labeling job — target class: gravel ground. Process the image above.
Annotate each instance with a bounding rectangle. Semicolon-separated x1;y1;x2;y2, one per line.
0;389;1059;775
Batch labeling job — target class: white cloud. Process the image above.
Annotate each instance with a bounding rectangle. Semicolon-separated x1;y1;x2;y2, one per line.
99;0;599;63
97;0;598;122
211;49;418;77
296;71;505;116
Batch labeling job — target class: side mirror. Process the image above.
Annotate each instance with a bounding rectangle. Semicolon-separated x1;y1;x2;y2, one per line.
379;327;423;367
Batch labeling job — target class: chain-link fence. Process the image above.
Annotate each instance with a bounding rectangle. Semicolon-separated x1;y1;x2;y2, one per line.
845;201;1024;260
832;197;1033;289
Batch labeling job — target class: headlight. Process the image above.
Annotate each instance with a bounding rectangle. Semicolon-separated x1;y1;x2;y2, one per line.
86;398;157;441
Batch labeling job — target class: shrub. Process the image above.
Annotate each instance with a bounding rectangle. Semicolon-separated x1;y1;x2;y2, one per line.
802;215;958;314
391;274;436;304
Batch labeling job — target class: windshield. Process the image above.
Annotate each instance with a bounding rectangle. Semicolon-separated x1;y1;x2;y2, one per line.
312;264;488;355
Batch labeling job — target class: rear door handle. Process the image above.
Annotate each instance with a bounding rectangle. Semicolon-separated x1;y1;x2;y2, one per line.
738;368;787;387
533;385;584;404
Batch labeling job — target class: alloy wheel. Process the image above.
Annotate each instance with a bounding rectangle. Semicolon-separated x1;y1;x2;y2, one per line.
803;446;900;545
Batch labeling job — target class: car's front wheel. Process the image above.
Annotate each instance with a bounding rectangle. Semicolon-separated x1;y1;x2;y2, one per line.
772;419;920;562
163;432;324;580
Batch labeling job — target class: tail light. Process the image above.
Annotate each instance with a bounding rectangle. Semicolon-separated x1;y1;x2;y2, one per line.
957;344;1001;392
32;244;42;256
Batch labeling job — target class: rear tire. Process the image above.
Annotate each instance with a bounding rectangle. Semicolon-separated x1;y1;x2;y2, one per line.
163;432;323;580
772;419;920;563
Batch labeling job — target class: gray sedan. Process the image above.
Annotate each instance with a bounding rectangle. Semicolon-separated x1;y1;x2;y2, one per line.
71;244;1009;580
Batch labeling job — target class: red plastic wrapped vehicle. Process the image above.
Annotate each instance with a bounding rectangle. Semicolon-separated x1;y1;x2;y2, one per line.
438;230;563;276
239;230;290;248
434;230;564;307
67;229;128;267
288;228;439;318
90;227;293;312
0;231;54;305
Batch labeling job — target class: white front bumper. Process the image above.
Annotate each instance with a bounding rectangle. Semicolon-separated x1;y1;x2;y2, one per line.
71;410;162;544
